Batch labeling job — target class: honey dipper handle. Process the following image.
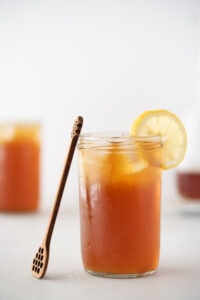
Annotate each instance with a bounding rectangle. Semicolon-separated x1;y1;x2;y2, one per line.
44;116;83;246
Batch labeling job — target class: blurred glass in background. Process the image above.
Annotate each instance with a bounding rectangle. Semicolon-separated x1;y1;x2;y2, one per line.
0;122;41;212
176;110;200;211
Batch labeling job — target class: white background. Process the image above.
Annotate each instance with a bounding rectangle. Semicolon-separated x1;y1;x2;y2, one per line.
0;0;200;209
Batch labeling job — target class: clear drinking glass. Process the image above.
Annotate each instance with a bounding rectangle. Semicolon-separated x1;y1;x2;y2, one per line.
176;110;200;210
0;122;41;212
78;133;162;278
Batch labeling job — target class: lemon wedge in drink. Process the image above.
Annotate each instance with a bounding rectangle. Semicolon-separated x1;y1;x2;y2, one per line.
130;109;187;170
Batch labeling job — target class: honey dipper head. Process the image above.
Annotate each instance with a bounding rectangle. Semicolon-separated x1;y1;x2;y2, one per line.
71;116;83;138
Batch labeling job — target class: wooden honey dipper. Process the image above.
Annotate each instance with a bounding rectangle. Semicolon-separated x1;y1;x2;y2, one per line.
31;116;83;279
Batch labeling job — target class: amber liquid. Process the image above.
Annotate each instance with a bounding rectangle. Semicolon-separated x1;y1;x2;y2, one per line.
0;125;40;212
79;145;161;276
177;172;200;200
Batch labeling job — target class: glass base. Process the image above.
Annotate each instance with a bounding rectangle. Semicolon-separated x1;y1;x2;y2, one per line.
85;269;156;279
177;194;200;215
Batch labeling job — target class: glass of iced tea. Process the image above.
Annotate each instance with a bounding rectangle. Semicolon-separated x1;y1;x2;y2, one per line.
0;122;41;212
78;133;162;278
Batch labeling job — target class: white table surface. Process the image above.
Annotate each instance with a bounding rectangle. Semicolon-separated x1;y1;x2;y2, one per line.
1;202;200;300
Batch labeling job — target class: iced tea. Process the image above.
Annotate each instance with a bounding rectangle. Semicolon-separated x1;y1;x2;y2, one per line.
176;172;200;199
78;133;162;278
0;123;41;212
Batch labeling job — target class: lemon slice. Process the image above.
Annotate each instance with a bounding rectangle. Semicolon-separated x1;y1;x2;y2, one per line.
130;109;187;170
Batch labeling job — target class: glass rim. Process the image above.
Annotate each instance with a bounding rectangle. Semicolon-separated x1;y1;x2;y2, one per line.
79;132;163;141
78;132;164;151
0;121;41;127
